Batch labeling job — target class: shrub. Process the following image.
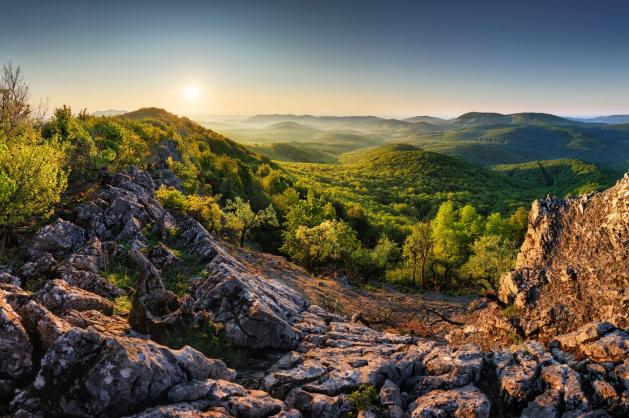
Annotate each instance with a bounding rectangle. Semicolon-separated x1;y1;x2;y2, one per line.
155;185;188;213
0;133;68;255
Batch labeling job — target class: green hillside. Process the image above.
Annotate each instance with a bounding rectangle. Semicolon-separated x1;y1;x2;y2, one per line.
492;159;617;196
282;144;536;236
406;123;629;168
247;142;337;163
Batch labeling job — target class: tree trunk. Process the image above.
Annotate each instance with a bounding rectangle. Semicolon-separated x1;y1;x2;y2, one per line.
239;227;247;247
420;257;426;290
412;254;417;286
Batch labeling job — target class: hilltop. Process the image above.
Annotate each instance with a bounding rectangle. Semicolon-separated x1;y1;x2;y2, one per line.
282;144;534;232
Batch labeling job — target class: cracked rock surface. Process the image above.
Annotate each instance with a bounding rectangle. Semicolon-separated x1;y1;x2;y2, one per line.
1;167;627;417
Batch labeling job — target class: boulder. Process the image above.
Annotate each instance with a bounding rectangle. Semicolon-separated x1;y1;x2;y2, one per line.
128;248;181;338
408;384;490;418
124;402;229;418
0;272;22;287
492;348;542;410
0;291;34;399
63;309;129;335
187;220;308;349
284;388;349;418
17;300;73;349
34;279;114;315
540;364;589;415
12;328;235;417
27;219;86;259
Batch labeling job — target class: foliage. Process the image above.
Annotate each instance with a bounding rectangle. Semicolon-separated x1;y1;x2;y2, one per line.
155;185;188;213
225;197;278;246
185;194;224;233
0;132;68;255
492;159;617;197
166;156;200;193
161;250;207;295
286;219;361;270
371;234;398;269
402;222;433;288
156;186;225;233
157;319;251;369
461;234;517;291
345;384;382;416
282;145;537;242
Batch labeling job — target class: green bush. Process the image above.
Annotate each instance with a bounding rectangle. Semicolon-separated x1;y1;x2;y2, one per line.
155;185;188;213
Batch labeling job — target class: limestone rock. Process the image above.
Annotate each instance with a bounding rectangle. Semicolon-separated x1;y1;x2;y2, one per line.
498;175;629;337
12;328;235;417
187;220;308;349
34;279;114;315
408;384;490;418
149;242;181;269
124;402;228;418
0;291;33;399
16;300;73;349
63;309;129;335
28;218;85;259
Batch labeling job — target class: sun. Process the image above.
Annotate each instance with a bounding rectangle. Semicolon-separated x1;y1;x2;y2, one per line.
183;83;201;101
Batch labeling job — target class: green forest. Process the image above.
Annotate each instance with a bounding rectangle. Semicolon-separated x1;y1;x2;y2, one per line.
0;63;622;296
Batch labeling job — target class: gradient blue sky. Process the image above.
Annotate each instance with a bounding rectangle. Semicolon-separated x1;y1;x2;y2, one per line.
2;0;629;118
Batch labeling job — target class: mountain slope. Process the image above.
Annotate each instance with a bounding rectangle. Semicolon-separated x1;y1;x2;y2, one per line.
406;123;629;168
282;144;537;236
492;159;617;196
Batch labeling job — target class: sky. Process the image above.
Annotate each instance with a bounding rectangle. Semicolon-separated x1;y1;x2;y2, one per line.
1;0;629;118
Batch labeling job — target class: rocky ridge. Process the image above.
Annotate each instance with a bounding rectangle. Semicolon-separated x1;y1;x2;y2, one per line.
0;167;627;417
499;172;628;338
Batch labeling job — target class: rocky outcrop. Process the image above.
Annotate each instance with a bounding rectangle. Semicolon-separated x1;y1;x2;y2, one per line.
498;173;629;338
177;218;309;350
11;328;236;417
4;166;626;417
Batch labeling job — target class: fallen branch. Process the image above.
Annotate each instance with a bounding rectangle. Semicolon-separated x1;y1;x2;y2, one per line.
418;306;464;326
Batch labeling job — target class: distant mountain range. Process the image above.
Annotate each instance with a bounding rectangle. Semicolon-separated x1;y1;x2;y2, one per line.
569;115;629;124
205;112;629;170
92;109;128;117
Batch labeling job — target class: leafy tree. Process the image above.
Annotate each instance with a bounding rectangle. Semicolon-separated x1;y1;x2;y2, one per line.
289;220;360;269
457;204;483;245
0;133;68;256
431;201;466;286
225;197;278;247
402;222;433;288
186;194;224;233
281;192;327;255
372;234;398;269
43;105;96;177
462;235;517;291
260;168;288;195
